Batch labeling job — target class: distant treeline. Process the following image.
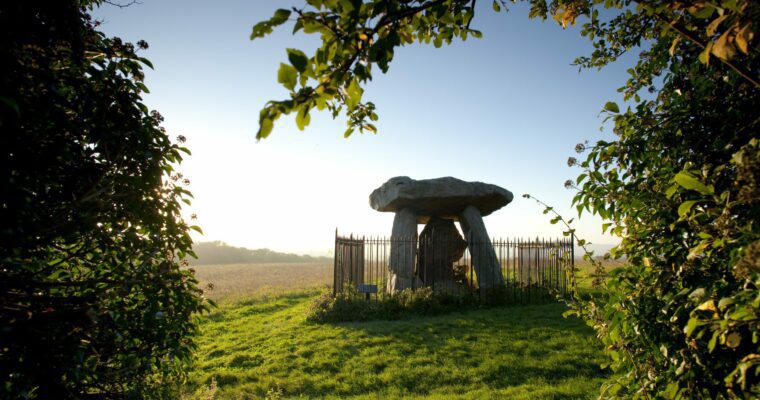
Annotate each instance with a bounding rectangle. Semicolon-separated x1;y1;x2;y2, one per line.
190;241;331;265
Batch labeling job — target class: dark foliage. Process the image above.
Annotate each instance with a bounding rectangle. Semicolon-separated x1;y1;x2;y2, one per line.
1;2;209;398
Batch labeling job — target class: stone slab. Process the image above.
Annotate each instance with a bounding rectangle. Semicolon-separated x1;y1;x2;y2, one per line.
369;176;513;222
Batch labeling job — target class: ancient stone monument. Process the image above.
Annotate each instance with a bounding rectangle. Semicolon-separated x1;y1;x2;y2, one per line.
369;176;514;292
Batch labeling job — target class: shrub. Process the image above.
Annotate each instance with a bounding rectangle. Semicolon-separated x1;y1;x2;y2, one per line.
305;286;537;323
0;3;209;398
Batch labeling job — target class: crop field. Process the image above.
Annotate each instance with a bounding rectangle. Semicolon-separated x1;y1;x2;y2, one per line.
191;262;333;302
184;262;611;399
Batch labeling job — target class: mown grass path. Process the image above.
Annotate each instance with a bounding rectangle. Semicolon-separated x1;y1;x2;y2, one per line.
188;291;608;399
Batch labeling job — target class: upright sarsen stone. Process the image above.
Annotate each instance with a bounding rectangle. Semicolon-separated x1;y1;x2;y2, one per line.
460;205;504;288
388;208;417;292
417;217;466;288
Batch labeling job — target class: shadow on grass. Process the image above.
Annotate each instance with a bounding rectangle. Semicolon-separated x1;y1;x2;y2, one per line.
191;291;609;399
333;302;608;393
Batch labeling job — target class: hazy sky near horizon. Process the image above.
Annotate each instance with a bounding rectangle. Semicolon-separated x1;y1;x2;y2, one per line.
93;1;631;256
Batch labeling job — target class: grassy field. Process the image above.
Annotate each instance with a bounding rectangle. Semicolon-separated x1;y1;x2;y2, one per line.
185;263;610;399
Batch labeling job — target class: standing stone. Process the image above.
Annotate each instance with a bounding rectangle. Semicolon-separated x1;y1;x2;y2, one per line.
388;208;417;292
417;217;466;289
460;205;504;288
369;176;513;293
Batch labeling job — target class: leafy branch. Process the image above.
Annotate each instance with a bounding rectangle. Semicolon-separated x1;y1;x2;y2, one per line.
250;0;481;139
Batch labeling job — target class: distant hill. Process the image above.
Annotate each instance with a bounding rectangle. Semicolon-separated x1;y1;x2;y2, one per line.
190;241;331;265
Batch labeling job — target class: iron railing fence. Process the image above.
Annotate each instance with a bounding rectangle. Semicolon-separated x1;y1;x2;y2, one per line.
334;232;574;304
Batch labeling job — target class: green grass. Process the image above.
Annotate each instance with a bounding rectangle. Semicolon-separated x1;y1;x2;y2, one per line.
186;290;608;399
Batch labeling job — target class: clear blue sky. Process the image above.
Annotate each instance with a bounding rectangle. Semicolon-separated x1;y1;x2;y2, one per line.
92;1;632;255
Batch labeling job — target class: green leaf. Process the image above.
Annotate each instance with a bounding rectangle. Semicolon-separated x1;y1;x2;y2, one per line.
684;317;702;336
674;171;713;195
345;78;363;110
251;21;272;40
287;48;309;72
665;183;679;199
692;5;715;19
678;200;698;217
708;330;719;352
689;288;706;301
338;0;355;12
138;57;154;69
604;102;619;113
135;82;150;93
718;297;735;309
258;117;274;139
492;0;501;12
663;382;681;398
271;9;291;25
295;107;311;131
277;63;298;91
251;9;291;41
362;123;377;133
292;19;303;34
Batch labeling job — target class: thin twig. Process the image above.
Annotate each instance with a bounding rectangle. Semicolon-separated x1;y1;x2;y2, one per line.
102;0;141;8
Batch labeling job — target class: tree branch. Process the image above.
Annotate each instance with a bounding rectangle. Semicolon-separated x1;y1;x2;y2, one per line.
375;0;468;32
102;0;141;8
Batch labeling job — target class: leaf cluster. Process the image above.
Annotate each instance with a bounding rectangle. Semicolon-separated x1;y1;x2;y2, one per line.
252;0;485;138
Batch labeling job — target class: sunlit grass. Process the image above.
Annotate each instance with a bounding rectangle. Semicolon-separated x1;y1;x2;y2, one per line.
185;289;608;399
183;262;615;398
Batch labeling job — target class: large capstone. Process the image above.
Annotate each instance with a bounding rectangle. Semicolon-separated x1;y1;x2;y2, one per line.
369;176;513;223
